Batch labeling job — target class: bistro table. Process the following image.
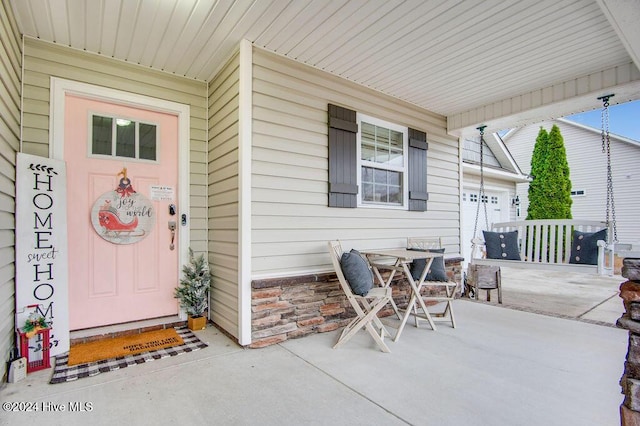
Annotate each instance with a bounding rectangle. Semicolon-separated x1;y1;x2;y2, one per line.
360;248;445;342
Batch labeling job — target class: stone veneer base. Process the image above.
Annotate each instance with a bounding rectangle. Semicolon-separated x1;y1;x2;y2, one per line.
249;258;463;348
618;258;640;426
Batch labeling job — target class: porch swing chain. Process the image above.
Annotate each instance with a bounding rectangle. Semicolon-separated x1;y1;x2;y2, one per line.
599;94;618;243
472;125;489;240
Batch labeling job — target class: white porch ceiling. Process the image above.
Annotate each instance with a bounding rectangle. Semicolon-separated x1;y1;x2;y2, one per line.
10;0;640;135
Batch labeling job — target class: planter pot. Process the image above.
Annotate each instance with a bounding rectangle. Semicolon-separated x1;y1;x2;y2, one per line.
188;315;207;331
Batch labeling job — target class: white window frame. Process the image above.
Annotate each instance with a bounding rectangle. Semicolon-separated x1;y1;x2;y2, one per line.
88;111;160;164
356;113;409;209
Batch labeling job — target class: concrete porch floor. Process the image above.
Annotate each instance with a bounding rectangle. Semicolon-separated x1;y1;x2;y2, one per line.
475;266;625;326
0;269;629;426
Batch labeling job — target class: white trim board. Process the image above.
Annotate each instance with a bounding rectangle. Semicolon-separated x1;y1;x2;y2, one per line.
238;40;253;346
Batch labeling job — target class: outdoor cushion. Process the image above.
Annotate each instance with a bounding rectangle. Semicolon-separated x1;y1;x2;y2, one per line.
408;248;448;282
569;229;607;265
340;249;374;296
483;230;521;260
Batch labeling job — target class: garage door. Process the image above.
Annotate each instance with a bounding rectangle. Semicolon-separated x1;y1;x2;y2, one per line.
462;190;508;270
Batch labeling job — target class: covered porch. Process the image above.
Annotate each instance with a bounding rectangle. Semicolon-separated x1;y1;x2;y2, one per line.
2;4;639;422
3;0;640;357
3;271;627;425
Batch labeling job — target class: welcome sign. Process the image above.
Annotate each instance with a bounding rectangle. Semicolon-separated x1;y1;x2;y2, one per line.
16;153;69;357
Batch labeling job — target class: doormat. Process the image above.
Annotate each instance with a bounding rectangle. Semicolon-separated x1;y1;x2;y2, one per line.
50;327;207;384
67;328;184;366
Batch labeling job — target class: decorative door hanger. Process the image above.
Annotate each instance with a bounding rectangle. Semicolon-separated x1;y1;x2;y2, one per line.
91;168;155;244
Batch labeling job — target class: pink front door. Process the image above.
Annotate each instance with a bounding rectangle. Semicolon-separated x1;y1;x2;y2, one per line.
64;94;179;330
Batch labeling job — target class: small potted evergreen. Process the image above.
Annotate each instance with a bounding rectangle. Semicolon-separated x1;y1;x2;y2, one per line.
174;249;211;330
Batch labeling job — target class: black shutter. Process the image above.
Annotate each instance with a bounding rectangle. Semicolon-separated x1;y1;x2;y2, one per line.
328;104;358;208
408;128;429;211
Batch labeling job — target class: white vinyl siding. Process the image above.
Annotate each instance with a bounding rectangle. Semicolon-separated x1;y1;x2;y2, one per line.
251;48;460;277
506;119;640;242
20;38;209;254
0;0;21;379
208;51;240;339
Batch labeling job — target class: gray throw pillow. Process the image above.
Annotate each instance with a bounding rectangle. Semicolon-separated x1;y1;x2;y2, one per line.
569;229;607;265
408;248;448;282
340;249;373;296
483;230;521;260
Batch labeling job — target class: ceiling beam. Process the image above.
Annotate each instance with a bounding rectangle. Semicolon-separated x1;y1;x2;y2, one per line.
447;62;640;137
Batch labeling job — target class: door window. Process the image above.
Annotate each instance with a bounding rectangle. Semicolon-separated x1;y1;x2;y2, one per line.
91;114;158;161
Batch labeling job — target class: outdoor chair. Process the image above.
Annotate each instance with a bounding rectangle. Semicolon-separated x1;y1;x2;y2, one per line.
405;237;458;329
327;240;393;352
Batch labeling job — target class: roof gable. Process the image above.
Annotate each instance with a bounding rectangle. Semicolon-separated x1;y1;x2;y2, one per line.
503;118;640;149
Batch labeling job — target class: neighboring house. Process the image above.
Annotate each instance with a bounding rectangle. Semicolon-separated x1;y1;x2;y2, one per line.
503;118;640;244
461;133;529;268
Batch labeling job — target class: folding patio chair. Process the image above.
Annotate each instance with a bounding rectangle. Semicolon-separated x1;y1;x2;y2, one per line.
327;241;393;353
405;237;457;330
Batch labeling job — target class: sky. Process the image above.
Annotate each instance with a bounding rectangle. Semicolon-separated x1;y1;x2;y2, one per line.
565;99;640;142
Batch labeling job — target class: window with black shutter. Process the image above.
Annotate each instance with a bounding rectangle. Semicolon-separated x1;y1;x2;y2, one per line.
407;128;429;211
328;104;358;208
327;104;428;211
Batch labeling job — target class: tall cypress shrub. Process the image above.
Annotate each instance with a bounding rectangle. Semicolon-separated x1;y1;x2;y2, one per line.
526;127;549;219
543;124;572;219
526;124;573;261
527;125;572;219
